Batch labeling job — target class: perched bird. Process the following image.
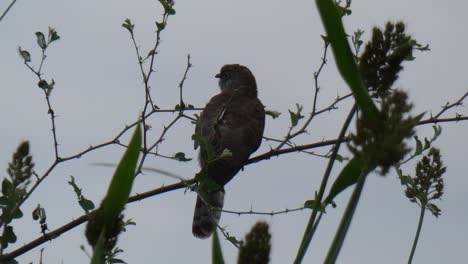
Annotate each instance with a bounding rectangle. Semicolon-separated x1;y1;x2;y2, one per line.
192;64;265;239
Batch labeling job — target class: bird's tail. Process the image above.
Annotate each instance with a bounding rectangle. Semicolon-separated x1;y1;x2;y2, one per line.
192;188;225;239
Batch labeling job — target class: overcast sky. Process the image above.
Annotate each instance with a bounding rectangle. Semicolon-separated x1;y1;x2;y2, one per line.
1;0;467;263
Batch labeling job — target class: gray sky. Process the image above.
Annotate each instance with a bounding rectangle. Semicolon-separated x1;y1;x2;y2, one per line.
1;0;467;263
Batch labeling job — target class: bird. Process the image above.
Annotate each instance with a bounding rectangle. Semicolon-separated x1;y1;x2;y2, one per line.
192;64;265;239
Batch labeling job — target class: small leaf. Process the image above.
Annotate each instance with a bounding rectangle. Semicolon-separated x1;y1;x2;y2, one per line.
303;200;324;212
1;225;17;248
334;153;345;162
68;176;82;197
426;203;441;217
48;27;60;43
156;22;165;31
166;8;176;15
432;125;442;140
413;136;422;156
18;47;31;62
2;179;14;196
399;175;413;185
38;80;49;89
32;204;47;224
79;198;96;212
35;32;47;49
265;110;281;119
288;104;304;127
11;208;23;219
122;19;135;34
173;152;192;162
219;149;232;159
174;102;186;111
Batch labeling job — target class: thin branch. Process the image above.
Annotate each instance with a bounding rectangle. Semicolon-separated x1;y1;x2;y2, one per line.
0;0;18;22
178;55;192;110
221;207;305;216
432;91;467;120
275;43;330;150
418;115;468;125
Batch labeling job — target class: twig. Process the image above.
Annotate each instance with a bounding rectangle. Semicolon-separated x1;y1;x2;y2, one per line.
275;43;330;150
221;207;305;216
432;91;467;120
0;0;18;22
178;55;193;110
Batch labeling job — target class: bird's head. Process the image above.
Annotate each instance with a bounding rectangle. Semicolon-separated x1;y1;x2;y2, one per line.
216;64;258;97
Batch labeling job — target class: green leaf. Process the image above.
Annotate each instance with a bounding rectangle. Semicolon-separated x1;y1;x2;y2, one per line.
334;153;345;162
35;32;47;49
212;230;225;264
2;179;13;196
323;157;365;205
315;0;379;120
399;175;413;186
48;27;60;43
122;19;135;34
219;149;232;159
79;198;95;212
304;200;324;212
265;110;281;119
413;136;423;156
173;152;192;162
288;104;304;127
32;204;47;224
68;176;82;196
18;47;31;62
11;208;23;219
167;7;176;15
1;225;17;248
324;165;369;264
159;0;176;15
426;203;441;217
432;125;442;140
156;21;165;31
68;176;95;213
101;124;141;227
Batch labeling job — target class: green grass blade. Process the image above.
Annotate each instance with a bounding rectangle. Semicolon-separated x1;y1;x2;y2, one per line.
101;124;142;224
323;157;364;205
90;233;106;264
315;0;379;120
212;230;225;264
324;167;369;264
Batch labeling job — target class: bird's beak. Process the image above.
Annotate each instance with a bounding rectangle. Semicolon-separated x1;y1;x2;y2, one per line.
215;73;221;78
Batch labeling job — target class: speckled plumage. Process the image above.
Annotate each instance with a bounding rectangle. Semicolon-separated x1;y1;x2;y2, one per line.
192;64;265;239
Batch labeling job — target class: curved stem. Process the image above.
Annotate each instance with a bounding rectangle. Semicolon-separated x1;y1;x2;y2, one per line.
408;204;426;264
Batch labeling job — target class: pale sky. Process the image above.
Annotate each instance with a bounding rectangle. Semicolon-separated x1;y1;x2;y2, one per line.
1;0;467;263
